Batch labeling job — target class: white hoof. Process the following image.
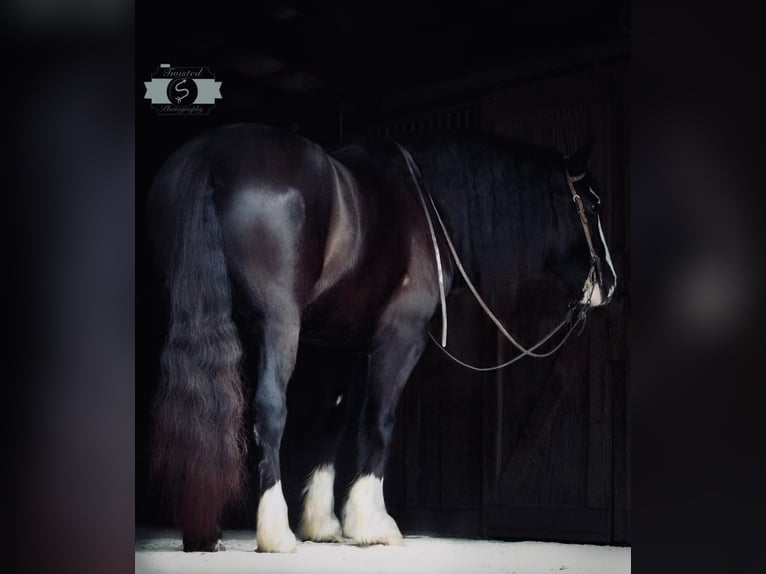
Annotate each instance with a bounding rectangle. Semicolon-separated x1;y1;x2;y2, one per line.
298;465;343;542
342;474;404;546
256;481;298;553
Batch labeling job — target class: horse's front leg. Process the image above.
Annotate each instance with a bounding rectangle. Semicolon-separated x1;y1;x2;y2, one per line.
297;356;358;543
341;299;430;546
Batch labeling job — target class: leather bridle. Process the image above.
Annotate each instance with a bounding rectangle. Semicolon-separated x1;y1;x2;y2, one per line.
566;171;606;303
394;141;599;371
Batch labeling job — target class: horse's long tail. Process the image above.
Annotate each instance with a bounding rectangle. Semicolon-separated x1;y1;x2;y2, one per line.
151;160;245;550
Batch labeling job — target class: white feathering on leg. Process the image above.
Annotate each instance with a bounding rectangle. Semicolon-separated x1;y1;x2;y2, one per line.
256;481;297;553
298;465;343;542
342;474;403;546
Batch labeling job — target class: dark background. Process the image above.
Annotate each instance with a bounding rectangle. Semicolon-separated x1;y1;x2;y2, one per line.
137;0;630;545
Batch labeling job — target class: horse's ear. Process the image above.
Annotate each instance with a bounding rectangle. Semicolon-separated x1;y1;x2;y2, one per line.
565;137;595;174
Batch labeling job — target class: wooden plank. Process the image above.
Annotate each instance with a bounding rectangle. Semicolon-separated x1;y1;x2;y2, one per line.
482;327;499;514
432;291;485;508
607;62;629;544
439;304;484;508
586;312;612;510
495;351;581;500
611;359;630;543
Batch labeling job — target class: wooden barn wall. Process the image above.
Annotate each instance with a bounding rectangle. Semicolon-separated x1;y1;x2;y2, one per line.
365;63;630;545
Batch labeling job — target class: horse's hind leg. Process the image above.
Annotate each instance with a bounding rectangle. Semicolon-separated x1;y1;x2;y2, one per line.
221;185;311;552
252;316;301;553
233;270;302;553
341;292;431;545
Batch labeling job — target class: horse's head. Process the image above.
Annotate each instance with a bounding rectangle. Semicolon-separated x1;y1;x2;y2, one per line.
556;140;618;308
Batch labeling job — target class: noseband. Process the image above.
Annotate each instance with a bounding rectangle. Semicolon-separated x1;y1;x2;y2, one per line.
394;141;595;372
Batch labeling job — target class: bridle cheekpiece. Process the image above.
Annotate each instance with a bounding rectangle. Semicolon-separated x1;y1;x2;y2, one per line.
565;170;606;304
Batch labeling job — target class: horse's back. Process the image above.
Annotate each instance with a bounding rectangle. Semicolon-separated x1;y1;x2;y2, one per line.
147;125;321;251
148;124;330;220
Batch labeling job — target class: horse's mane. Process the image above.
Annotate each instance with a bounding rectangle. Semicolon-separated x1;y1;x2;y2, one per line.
397;133;579;302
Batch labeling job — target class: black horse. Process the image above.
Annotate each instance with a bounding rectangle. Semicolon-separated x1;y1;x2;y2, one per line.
147;124;617;552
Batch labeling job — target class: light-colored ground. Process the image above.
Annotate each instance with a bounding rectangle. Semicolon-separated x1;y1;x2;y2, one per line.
136;529;630;574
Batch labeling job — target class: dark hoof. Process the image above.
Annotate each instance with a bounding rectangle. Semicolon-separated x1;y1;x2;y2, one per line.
183;523;225;552
183;537;225;552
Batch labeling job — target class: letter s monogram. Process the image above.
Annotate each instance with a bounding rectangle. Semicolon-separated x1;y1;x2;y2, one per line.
173;79;191;103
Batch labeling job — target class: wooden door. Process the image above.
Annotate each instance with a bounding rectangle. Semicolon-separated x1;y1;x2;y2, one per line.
478;64;629;543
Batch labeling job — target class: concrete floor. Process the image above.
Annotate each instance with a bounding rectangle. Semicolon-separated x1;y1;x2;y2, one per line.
136;529;630;574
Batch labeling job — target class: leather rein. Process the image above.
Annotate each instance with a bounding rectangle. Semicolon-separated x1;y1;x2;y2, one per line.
394;141;598;372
